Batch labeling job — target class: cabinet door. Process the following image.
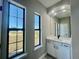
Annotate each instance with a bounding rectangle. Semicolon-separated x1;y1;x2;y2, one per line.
57;45;71;59
57;45;64;59
63;45;71;59
47;41;57;57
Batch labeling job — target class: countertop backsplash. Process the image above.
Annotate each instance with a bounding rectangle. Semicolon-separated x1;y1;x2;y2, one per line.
46;35;72;45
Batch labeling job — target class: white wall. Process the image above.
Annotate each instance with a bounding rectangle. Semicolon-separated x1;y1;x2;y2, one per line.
71;0;79;59
14;0;51;59
1;0;9;59
45;16;57;36
50;17;58;36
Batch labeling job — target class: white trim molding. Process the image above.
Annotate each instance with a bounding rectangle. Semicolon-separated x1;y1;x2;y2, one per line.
34;12;43;50
12;53;28;59
8;0;26;9
34;45;42;51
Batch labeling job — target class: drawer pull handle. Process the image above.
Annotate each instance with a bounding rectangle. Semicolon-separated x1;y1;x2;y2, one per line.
64;45;68;47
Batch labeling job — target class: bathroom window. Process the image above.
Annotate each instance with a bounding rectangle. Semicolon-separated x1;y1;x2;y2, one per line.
8;2;25;58
34;14;41;47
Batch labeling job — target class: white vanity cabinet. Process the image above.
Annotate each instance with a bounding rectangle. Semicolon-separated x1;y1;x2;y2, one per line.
57;43;71;59
47;39;71;59
47;40;57;58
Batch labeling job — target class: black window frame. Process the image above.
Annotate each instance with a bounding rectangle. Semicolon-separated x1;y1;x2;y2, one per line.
34;13;41;47
7;2;25;59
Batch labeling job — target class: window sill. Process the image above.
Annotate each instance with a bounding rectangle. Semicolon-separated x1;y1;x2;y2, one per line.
12;53;28;59
34;45;42;51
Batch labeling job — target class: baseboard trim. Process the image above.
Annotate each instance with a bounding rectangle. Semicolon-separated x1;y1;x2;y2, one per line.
39;53;47;59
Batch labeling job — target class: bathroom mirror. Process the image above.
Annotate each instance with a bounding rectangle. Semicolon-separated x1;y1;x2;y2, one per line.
55;5;71;38
55;17;71;37
49;4;71;38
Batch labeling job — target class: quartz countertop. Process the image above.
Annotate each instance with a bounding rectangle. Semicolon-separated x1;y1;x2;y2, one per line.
46;36;72;45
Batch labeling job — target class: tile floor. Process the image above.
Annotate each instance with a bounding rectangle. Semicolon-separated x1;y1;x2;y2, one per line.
42;54;56;59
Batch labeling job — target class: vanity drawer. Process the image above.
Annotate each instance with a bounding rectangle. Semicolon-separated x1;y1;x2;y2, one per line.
53;41;63;46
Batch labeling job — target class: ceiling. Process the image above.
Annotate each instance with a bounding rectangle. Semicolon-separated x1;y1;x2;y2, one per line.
38;0;61;8
38;0;71;18
50;4;71;18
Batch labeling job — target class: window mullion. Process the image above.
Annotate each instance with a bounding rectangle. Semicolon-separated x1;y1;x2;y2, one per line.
35;29;40;30
15;31;17;55
16;8;18;54
9;28;23;30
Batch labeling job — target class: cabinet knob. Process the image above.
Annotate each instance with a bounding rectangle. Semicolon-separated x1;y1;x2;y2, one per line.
64;45;68;47
54;45;58;49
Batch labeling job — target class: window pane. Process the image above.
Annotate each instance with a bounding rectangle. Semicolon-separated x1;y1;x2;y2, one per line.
18;18;23;28
9;51;16;57
18;8;23;18
9;43;16;54
9;31;16;43
17;31;23;41
10;4;17;16
9;16;17;28
35;31;39;46
35;15;40;29
17;49;23;53
8;3;25;58
17;42;23;50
